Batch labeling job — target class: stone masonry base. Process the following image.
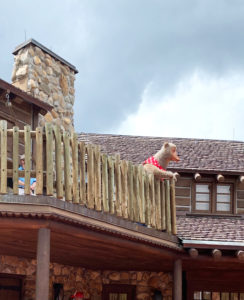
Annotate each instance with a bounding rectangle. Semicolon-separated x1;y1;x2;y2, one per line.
0;255;172;300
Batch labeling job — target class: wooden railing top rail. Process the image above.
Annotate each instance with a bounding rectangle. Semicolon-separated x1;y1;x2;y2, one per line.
0;120;177;234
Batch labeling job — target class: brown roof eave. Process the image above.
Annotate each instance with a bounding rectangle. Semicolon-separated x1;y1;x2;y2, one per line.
0;78;53;113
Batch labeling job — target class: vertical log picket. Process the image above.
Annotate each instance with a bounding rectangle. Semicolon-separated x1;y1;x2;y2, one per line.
155;179;161;230
45;124;53;196
127;161;133;220
108;156;115;214
115;154;122;217
102;154;109;212
24;125;31;195
72;133;79;203
63;131;72;201
149;174;156;228
161;181;166;230
94;145;102;211
144;172;150;226
139;165;145;224
12;126;19;194
165;180;172;233
87;144;95;209
79;142;86;205
53;125;62;199
121;160;128;219
133;165;140;222
36;127;43;195
0;120;7;194
170;179;177;234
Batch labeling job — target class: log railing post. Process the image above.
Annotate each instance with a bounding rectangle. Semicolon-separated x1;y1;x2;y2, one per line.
170;179;177;234
0;120;7;194
35;228;50;300
173;259;182;300
165;180;172;233
36;127;43;195
24;125;31;195
12;126;19;194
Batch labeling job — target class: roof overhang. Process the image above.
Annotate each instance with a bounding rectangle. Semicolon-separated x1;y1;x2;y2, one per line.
0;194;182;270
0;78;53;114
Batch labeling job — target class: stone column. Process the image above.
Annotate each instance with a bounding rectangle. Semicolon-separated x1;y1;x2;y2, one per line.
173;259;182;300
35;227;50;300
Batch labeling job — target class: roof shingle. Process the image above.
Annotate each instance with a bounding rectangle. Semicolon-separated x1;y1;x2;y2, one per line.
177;215;244;243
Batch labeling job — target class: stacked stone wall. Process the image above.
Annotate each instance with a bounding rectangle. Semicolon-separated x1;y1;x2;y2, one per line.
0;255;172;300
12;45;76;132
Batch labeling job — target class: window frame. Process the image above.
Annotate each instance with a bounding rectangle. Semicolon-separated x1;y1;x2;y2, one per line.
192;178;235;214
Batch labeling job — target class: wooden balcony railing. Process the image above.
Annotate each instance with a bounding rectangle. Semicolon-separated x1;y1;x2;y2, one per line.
0;120;177;234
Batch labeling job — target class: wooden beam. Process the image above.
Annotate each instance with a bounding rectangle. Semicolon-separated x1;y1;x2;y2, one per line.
173;259;182;300
216;174;224;182
236;250;244;260
35;228;50;300
239;176;244;183
188;248;198;258
212;248;222;259
194;173;201;181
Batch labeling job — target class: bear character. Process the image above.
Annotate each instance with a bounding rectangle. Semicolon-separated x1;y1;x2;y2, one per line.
143;142;180;181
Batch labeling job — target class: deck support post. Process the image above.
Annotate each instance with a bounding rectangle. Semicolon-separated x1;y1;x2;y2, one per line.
35;228;50;300
173;259;182;300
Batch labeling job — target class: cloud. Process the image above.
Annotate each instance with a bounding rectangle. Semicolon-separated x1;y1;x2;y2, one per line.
117;70;244;141
1;0;244;136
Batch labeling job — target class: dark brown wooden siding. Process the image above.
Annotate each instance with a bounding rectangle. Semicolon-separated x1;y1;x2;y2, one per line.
0;96;32;129
176;175;244;215
175;177;192;212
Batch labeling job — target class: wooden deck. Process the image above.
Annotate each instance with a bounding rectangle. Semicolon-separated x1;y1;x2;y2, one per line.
0;120;177;234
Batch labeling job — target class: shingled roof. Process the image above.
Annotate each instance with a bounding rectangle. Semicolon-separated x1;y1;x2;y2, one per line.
78;133;244;175
77;132;244;246
177;215;244;244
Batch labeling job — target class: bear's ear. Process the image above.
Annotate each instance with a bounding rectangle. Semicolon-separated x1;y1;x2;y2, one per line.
163;142;169;148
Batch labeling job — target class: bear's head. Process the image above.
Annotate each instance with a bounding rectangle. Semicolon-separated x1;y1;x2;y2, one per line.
161;142;180;162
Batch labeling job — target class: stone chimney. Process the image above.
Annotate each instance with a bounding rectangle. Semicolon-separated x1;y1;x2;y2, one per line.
11;39;78;132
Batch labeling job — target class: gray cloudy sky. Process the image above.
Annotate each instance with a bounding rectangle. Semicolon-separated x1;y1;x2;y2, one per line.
1;0;244;140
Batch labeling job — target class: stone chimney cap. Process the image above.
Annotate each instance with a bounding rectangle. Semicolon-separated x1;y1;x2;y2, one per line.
13;38;79;74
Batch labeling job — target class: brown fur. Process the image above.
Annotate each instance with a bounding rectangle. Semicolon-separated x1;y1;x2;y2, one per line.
143;142;180;181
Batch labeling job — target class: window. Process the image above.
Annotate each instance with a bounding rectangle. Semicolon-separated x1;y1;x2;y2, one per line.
102;285;135;300
0;275;22;300
216;185;231;212
195;184;211;211
194;182;233;214
193;291;244;300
